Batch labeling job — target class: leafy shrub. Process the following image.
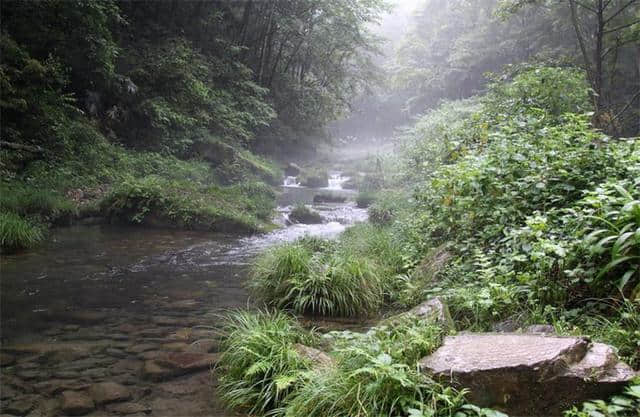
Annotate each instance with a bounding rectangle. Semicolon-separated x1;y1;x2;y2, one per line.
217;310;315;415
287;317;501;417
369;199;396;226
564;379;640;417
579;180;640;295
356;191;376;208
288;204;323;224
0;212;44;251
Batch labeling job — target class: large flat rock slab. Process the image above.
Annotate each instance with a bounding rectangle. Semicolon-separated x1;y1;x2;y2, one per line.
421;333;589;373
419;333;637;416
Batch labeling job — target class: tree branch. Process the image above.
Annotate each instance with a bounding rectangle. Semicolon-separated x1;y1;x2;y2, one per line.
569;0;595;85
604;19;640;34
573;0;598;13
604;0;638;24
602;36;640;57
613;89;640;121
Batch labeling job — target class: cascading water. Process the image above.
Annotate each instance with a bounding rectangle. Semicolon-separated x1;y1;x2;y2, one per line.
326;173;348;190
283;175;300;187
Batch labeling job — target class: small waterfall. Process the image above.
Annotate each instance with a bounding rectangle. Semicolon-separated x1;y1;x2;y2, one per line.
283;176;300;187
327;173;347;190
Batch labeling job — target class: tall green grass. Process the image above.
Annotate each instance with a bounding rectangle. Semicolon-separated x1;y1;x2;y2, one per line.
0;212;44;251
217;310;315;415
0;184;76;218
249;240;383;317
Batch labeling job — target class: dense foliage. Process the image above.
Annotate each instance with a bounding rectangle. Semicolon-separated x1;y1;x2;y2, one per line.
218;310;506;417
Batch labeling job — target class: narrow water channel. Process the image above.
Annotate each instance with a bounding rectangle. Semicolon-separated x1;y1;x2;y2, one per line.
0;177;365;417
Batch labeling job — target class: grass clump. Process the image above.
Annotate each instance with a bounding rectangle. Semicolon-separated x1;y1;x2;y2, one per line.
249;239;383;317
217;310;315;415
287;316;500;417
0;212;44;251
356;191;376;208
0;183;76;220
288;204;323;224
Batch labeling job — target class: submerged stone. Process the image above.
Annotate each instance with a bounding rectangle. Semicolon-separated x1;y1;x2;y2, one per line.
61;391;94;416
88;382;131;405
419;333;637;416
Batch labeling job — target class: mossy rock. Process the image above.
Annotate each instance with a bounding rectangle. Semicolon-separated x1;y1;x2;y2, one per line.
289;206;323;224
300;170;329;188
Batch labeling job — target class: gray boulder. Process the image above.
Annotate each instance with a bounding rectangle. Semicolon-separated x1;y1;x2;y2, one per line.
401;297;455;331
419;333;637;416
285;163;302;177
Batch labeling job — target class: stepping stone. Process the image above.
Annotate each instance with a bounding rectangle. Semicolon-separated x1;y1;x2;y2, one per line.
61;390;95;416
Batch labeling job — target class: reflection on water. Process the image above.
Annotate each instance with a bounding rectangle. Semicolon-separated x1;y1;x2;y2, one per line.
0;182;366;340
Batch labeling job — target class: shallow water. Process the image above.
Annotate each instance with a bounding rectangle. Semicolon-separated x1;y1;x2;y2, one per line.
0;179;366;417
1;182;366;340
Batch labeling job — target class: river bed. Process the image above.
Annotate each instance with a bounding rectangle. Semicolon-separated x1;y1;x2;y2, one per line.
0;180;366;417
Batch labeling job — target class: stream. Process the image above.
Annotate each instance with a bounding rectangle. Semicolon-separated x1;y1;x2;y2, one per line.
0;175;366;417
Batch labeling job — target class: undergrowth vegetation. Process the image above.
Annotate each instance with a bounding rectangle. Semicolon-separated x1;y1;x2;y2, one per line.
234;65;639;416
218;310;505;417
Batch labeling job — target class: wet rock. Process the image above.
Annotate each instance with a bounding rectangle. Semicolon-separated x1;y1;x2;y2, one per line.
4;395;37;416
81;368;109;379
142;352;218;381
419;333;637;416
293;344;333;367
105;348;127;359
105;402;151;415
125;344;156;354
167;300;199;311
313;194;347;203
408;297;454;331
385;297;455;331
109;333;130;342
285;163;302;177
161;342;189;352
16;370;42;380
141;360;173;382
139;351;164;361
65;356;115;372
33;380;91;395
1;353;16;367
1;384;18;400
111;359;142;375
3;342;91;357
52;370;81;379
166;328;193;342
185;339;218;354
491;319;520;333
137;328;167;338
61;391;95;416
115;324;138;334
525;324;556;334
58;311;108;325
152;316;188;327
88;382;131;405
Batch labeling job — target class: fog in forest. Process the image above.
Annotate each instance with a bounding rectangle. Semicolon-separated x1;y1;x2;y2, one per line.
1;1;638;417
